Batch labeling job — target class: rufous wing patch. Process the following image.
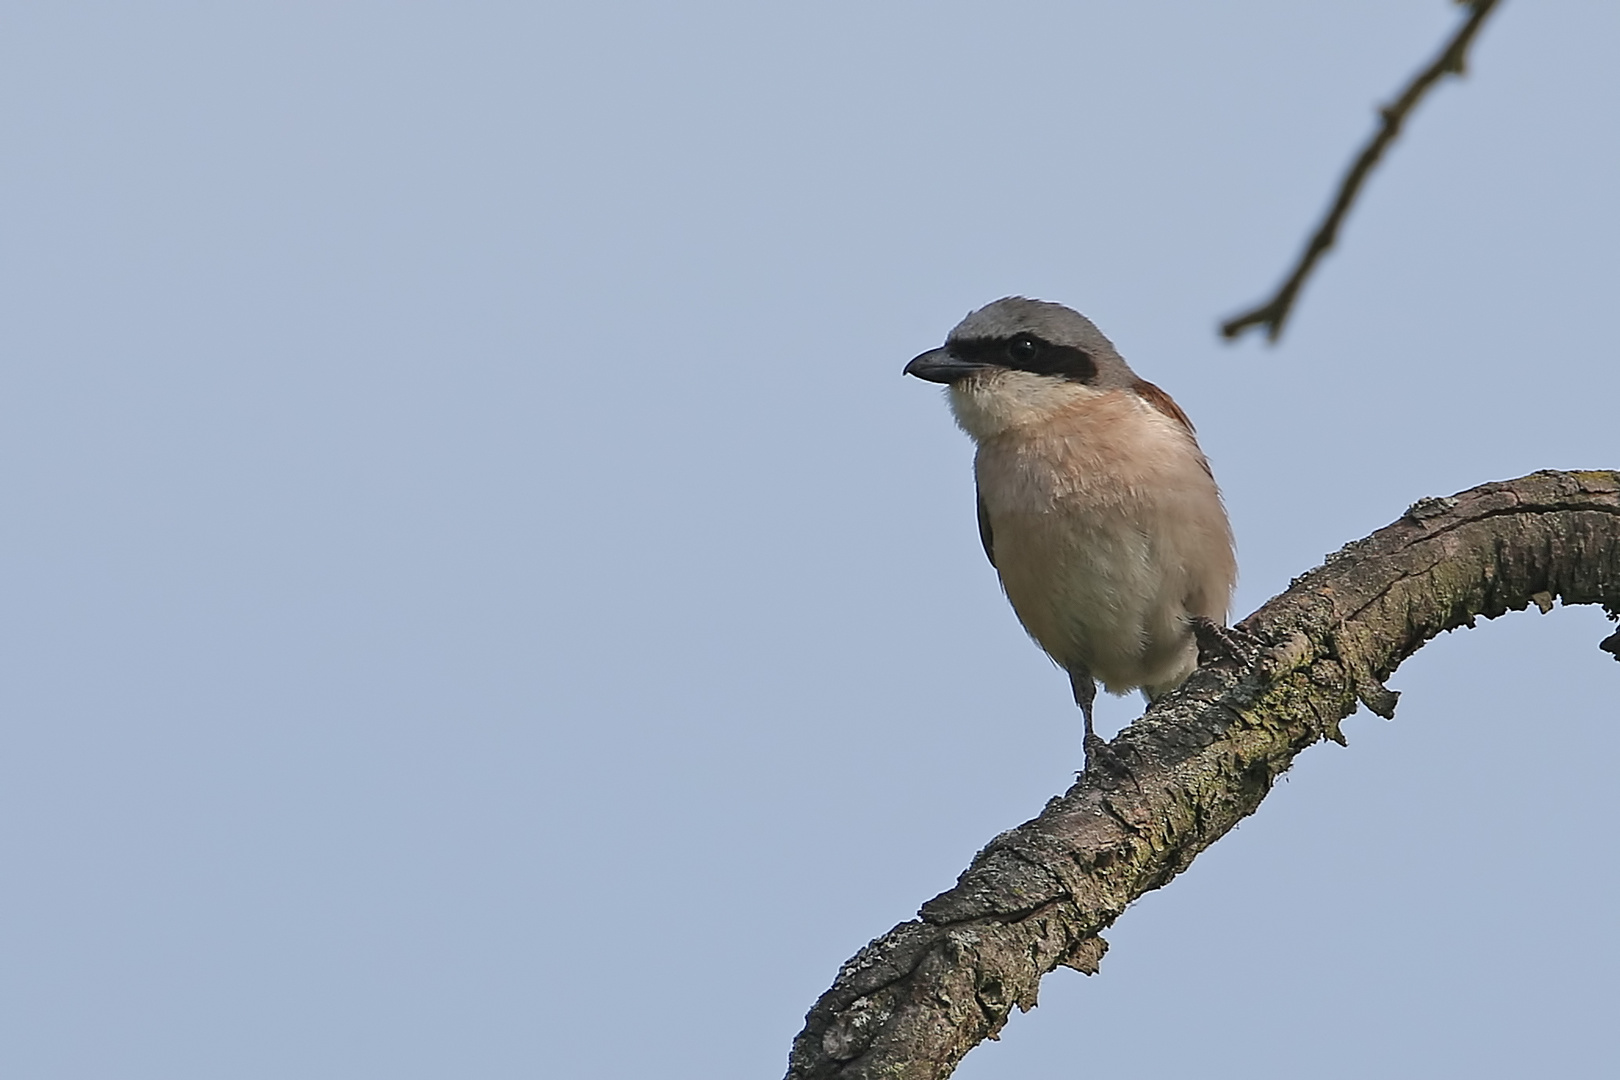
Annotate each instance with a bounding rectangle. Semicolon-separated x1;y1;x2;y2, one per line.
1131;378;1214;480
1130;379;1196;434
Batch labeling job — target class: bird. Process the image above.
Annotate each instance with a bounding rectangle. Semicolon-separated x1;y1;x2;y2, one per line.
904;297;1237;763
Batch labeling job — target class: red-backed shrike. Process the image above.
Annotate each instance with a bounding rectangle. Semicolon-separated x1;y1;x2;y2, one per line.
906;297;1236;761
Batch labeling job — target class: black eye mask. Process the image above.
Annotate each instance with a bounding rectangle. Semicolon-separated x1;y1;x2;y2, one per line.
946;334;1098;384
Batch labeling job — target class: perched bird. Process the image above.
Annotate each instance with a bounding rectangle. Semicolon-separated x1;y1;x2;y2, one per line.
905;297;1236;759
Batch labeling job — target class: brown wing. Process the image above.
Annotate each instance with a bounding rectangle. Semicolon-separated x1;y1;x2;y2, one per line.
975;483;996;569
1132;378;1214;479
1130;378;1196;434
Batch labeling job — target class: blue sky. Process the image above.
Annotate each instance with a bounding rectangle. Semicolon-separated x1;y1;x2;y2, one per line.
2;3;1616;1077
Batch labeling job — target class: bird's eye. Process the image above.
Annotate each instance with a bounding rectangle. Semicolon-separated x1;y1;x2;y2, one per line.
1007;335;1041;364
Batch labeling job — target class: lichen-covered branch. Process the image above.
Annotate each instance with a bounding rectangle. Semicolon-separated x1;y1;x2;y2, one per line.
1220;0;1503;342
785;469;1620;1080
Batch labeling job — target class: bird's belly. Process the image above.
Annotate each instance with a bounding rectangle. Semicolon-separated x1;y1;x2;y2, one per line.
972;394;1236;698
989;508;1195;693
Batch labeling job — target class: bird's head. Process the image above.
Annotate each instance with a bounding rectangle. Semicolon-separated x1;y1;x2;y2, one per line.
905;297;1139;441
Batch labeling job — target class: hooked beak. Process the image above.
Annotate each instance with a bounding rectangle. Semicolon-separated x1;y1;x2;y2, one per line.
903;346;988;384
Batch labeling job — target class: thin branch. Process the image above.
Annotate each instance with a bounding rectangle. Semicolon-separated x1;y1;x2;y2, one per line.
1220;0;1503;342
785;469;1620;1080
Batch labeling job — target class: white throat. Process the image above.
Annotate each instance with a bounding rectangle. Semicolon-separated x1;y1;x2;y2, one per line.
947;371;1102;443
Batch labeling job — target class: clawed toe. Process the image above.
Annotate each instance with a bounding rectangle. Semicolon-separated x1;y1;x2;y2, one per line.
1083;732;1135;780
1192;616;1261;667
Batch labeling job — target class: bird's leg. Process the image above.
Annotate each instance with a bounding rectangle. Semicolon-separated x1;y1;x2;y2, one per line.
1069;666;1128;776
1191;615;1261;668
1069;666;1099;744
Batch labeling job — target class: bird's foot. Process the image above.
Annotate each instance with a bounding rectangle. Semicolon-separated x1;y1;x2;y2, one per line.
1082;731;1136;783
1192;616;1261;668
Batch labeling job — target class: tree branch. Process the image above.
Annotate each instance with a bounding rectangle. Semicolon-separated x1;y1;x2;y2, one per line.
786;469;1620;1080
1220;0;1503;343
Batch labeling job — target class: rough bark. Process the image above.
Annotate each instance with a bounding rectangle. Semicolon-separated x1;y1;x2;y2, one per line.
785;469;1620;1080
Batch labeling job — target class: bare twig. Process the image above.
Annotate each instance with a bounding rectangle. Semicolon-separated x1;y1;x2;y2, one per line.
1220;0;1503;342
786;469;1620;1080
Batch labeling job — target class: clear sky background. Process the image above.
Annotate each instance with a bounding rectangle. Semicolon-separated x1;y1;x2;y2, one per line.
2;3;1616;1078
